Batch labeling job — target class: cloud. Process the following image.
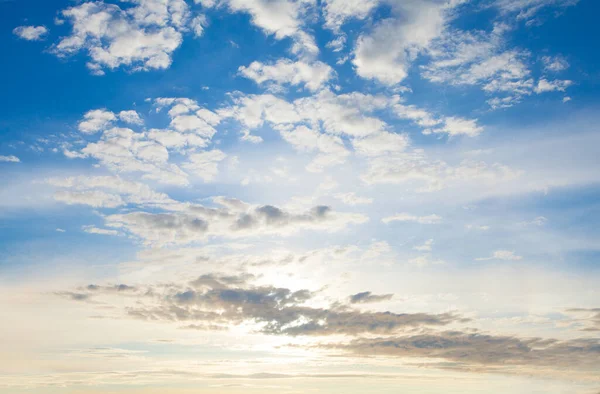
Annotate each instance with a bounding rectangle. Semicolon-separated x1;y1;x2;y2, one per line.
534;78;573;93
60;273;460;336
542;55;569;72
118;110;144;125
67;101;225;185
476;250;523;261
564;308;600;332
280;125;349;172
48;175;176;208
349;291;393;304
0;155;20;163
414;239;434;252
382;213;442;224
13;25;48;41
239;59;334;91
182;149;227;181
54;190;125;208
78;109;117;133
352;131;410;156
205;0;318;56
51;0;196;74
104;199;368;245
80;127;189;185
353;0;459;85
362;152;520;191
322;0;380;32
326;330;600;372
82;225;120;236
333;192;373;206
495;0;580;23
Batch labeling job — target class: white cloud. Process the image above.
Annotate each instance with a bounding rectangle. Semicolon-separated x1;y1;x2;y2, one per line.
182;149;227;181
78;109;117;133
363;150;520;191
118;110;144;125
520;216;548;226
280;126;349;172
352;131;410;156
353;0;457;85
51;0;195;74
334;192;373;206
0;155;20;163
408;254;445;267
48;175;176;208
414;239;434;251
190;14;208;37
54;190;124;208
425;117;484;137
13;25;48;41
322;0;380;31
239;59;334;91
239;130;264;144
476;250;523;261
422;24;536;108
80;127;189;185
534;78;573;93
382;213;442;224
206;0;318;56
325;35;346;52
495;0;580;23
542;55;569;72
82;225;120;236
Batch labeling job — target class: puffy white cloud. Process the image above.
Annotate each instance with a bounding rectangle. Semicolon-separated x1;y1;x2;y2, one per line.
80;127;189;185
476;250;523;261
353;0;457;85
238;59;334;91
382;213;442;224
51;0;196;74
13;25;48;41
68;100;227;185
0;155;20;163
423;24;538;108
118;110;144;125
206;0;319;56
322;0;380;31
78;109;117;133
534;78;573;93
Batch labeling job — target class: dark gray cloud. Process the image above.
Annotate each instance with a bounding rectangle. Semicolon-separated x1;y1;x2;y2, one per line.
349;291;394;304
566;308;600;332
59;273;461;336
325;331;600;371
105;202;367;245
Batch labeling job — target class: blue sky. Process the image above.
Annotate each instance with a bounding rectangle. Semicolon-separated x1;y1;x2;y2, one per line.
1;0;600;393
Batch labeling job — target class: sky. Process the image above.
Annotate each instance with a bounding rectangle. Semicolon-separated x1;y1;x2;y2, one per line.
1;0;600;393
